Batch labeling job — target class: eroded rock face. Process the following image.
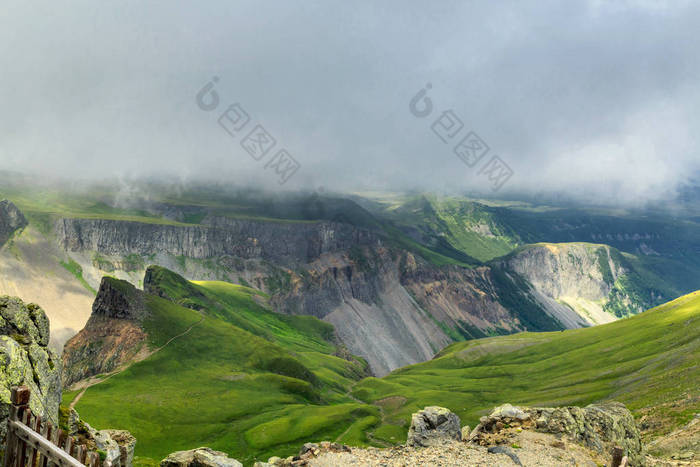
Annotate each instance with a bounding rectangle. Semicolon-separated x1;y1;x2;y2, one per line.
62;278;147;386
160;447;243;467
0;200;27;247
470;402;644;466
0;296;61;443
406;406;462;447
56;217;377;268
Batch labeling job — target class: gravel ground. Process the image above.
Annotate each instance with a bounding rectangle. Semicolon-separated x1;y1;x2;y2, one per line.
309;431;602;467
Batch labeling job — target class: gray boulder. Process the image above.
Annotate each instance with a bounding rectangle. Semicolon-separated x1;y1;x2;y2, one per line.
0;297;61;443
102;430;137;467
470;402;644;466
160;447;242;467
406;406;461;447
526;402;644;466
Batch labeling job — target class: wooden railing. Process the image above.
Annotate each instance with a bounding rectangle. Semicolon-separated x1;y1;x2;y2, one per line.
3;387;101;467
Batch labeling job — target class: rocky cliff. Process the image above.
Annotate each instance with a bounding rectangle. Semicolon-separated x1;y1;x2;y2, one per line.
0;200;27;247
52;215;667;377
499;242;663;326
61;278;148;386
0;296;61;442
56;216;378;267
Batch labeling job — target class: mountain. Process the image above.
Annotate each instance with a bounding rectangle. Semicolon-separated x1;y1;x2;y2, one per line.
351;289;700;458
0;182;698;373
65;269;700;464
63;266;372;465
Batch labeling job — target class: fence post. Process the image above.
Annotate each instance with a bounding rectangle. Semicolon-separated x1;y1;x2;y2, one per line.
3;386;31;467
611;446;624;467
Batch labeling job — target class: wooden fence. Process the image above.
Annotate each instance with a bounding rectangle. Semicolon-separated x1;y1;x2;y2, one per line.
3;387;101;467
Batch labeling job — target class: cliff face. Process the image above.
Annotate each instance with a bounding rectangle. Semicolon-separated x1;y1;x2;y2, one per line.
54;217;659;376
56;216;378;267
61;278;148;386
270;246;554;375
0;296;61;442
0;200;27;246
500;243;650;326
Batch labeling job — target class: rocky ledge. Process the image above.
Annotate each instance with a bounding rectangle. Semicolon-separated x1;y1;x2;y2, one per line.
0;296;61;443
239;401;646;467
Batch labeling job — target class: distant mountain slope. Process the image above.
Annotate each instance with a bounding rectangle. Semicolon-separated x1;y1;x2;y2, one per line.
64;267;374;466
493;242;678;326
1;184;693;374
67;274;700;463
352;290;700;454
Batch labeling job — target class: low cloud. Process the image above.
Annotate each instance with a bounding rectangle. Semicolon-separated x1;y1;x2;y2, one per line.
1;0;698;204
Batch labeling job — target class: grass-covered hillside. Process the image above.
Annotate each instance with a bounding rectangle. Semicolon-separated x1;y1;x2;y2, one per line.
68;268;700;465
64;267;376;466
352;290;700;446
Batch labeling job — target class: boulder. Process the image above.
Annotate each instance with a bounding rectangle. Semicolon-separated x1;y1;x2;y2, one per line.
525;402;643;465
0;297;61;443
406;406;461;447
470;402;644;466
67;408;136;467
93;430;121;466
102;430;137;467
460;425;471;441
160;447;242;467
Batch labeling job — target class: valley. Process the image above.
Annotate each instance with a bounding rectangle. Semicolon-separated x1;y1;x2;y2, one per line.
0;182;698;465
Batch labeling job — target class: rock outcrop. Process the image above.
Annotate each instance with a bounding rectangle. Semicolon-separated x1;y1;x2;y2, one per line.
0;296;61;442
470;402;644;466
53;214;661;377
406;406;462;447
0;200;27;247
56;217;378;267
160;447;242;467
68;408;136;467
501;243;662;325
62;278;148;386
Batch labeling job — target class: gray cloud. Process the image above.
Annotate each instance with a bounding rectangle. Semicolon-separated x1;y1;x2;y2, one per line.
1;0;699;204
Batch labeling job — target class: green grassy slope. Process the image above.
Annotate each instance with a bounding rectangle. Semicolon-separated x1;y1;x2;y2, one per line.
68;269;375;466
352;290;700;444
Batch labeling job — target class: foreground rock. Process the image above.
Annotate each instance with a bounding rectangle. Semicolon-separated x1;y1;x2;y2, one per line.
406;406;461;447
309;436;601;467
160;447;242;467
470;402;644;466
68;408;137;467
0;296;61;443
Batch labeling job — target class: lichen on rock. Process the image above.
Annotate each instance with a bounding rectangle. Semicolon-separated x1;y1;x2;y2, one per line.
0;296;61;443
406;406;462;447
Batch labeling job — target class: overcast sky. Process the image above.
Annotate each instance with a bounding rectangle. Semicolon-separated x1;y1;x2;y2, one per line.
1;0;699;204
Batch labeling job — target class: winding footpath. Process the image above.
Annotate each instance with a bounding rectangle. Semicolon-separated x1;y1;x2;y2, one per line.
69;315;204;410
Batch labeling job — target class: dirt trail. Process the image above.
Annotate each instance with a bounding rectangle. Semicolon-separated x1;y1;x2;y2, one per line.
69;315;204;409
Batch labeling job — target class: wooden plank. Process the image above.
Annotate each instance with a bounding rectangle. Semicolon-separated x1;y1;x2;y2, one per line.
9;421;84;467
612;446;624;467
40;421;53;467
18;409;32;467
62;435;73;460
74;447;84;466
4;387;30;467
11;387;31;406
29;415;43;467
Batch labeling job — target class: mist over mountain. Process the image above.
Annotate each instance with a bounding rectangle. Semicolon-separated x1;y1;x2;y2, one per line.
2;0;700;205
